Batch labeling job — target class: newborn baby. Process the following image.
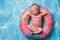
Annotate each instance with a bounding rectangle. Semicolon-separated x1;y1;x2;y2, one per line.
28;4;47;34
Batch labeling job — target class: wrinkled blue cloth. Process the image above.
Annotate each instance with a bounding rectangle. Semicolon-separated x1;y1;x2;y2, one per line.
0;0;60;40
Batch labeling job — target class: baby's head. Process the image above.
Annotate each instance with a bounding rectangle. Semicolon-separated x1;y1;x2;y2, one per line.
30;4;40;15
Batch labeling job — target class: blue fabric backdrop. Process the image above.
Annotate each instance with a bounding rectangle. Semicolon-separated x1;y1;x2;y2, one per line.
0;0;60;40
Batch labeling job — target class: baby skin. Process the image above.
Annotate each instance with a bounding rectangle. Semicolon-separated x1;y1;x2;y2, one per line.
28;4;47;34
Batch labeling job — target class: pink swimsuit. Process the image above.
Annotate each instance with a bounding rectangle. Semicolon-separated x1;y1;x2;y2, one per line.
32;15;42;27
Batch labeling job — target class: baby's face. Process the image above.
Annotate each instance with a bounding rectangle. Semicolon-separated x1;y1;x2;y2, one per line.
30;5;39;15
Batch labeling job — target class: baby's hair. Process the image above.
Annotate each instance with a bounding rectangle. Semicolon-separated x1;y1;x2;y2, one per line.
31;3;40;12
28;3;40;14
31;3;40;8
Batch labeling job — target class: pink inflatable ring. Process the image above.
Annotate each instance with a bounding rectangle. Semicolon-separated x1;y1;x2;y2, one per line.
20;6;53;40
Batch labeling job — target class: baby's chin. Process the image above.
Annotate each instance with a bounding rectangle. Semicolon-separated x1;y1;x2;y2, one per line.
32;13;39;16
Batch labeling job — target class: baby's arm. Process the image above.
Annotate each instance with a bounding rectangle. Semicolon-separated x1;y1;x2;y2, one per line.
27;13;32;16
40;12;46;16
27;9;32;16
40;9;50;16
32;28;42;34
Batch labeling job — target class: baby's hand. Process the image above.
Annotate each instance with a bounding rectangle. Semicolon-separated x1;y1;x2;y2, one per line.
45;9;50;14
27;10;32;17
